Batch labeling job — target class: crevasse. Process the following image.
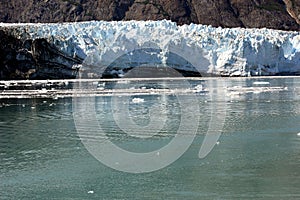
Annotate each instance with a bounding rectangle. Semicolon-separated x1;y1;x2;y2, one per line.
2;20;299;76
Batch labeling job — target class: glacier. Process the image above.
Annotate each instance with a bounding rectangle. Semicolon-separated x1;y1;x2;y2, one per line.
1;20;300;77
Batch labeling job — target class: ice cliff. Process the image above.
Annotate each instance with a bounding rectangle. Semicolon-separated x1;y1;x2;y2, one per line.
1;20;300;77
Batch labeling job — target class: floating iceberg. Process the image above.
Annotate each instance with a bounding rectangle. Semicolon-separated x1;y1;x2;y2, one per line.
131;97;145;104
1;20;300;77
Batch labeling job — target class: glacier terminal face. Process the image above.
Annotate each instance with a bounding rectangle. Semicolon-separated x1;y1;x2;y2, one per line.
1;20;299;77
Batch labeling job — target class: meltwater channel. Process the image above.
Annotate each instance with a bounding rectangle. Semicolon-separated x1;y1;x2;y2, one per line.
1;77;300;199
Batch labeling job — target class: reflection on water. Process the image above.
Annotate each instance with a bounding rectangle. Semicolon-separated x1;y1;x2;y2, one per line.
0;77;300;199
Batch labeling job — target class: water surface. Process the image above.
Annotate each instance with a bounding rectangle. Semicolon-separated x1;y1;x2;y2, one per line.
1;77;300;199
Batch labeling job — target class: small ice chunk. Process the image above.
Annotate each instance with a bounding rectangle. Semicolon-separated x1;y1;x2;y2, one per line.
97;82;105;87
132;98;144;103
117;80;130;84
297;132;300;136
39;88;47;93
194;84;203;92
195;84;203;90
87;190;94;194
253;90;262;94
253;81;270;85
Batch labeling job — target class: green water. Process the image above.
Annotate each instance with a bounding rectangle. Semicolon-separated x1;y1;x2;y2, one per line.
1;77;300;199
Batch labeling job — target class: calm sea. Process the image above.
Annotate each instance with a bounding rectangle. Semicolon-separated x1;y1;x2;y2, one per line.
1;77;300;199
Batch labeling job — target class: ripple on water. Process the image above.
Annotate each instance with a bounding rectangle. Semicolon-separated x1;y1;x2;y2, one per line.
1;78;300;199
0;99;81;173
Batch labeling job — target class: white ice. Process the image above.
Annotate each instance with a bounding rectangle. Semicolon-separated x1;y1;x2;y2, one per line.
132;97;145;103
1;20;300;76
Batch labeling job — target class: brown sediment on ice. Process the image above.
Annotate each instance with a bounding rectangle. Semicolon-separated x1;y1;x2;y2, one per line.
0;30;82;80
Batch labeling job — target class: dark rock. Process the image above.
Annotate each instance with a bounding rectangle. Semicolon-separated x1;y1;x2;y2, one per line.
31;39;82;79
284;0;300;25
0;30;82;80
0;0;299;30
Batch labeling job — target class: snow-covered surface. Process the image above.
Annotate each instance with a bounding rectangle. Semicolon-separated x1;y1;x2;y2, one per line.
1;20;300;76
